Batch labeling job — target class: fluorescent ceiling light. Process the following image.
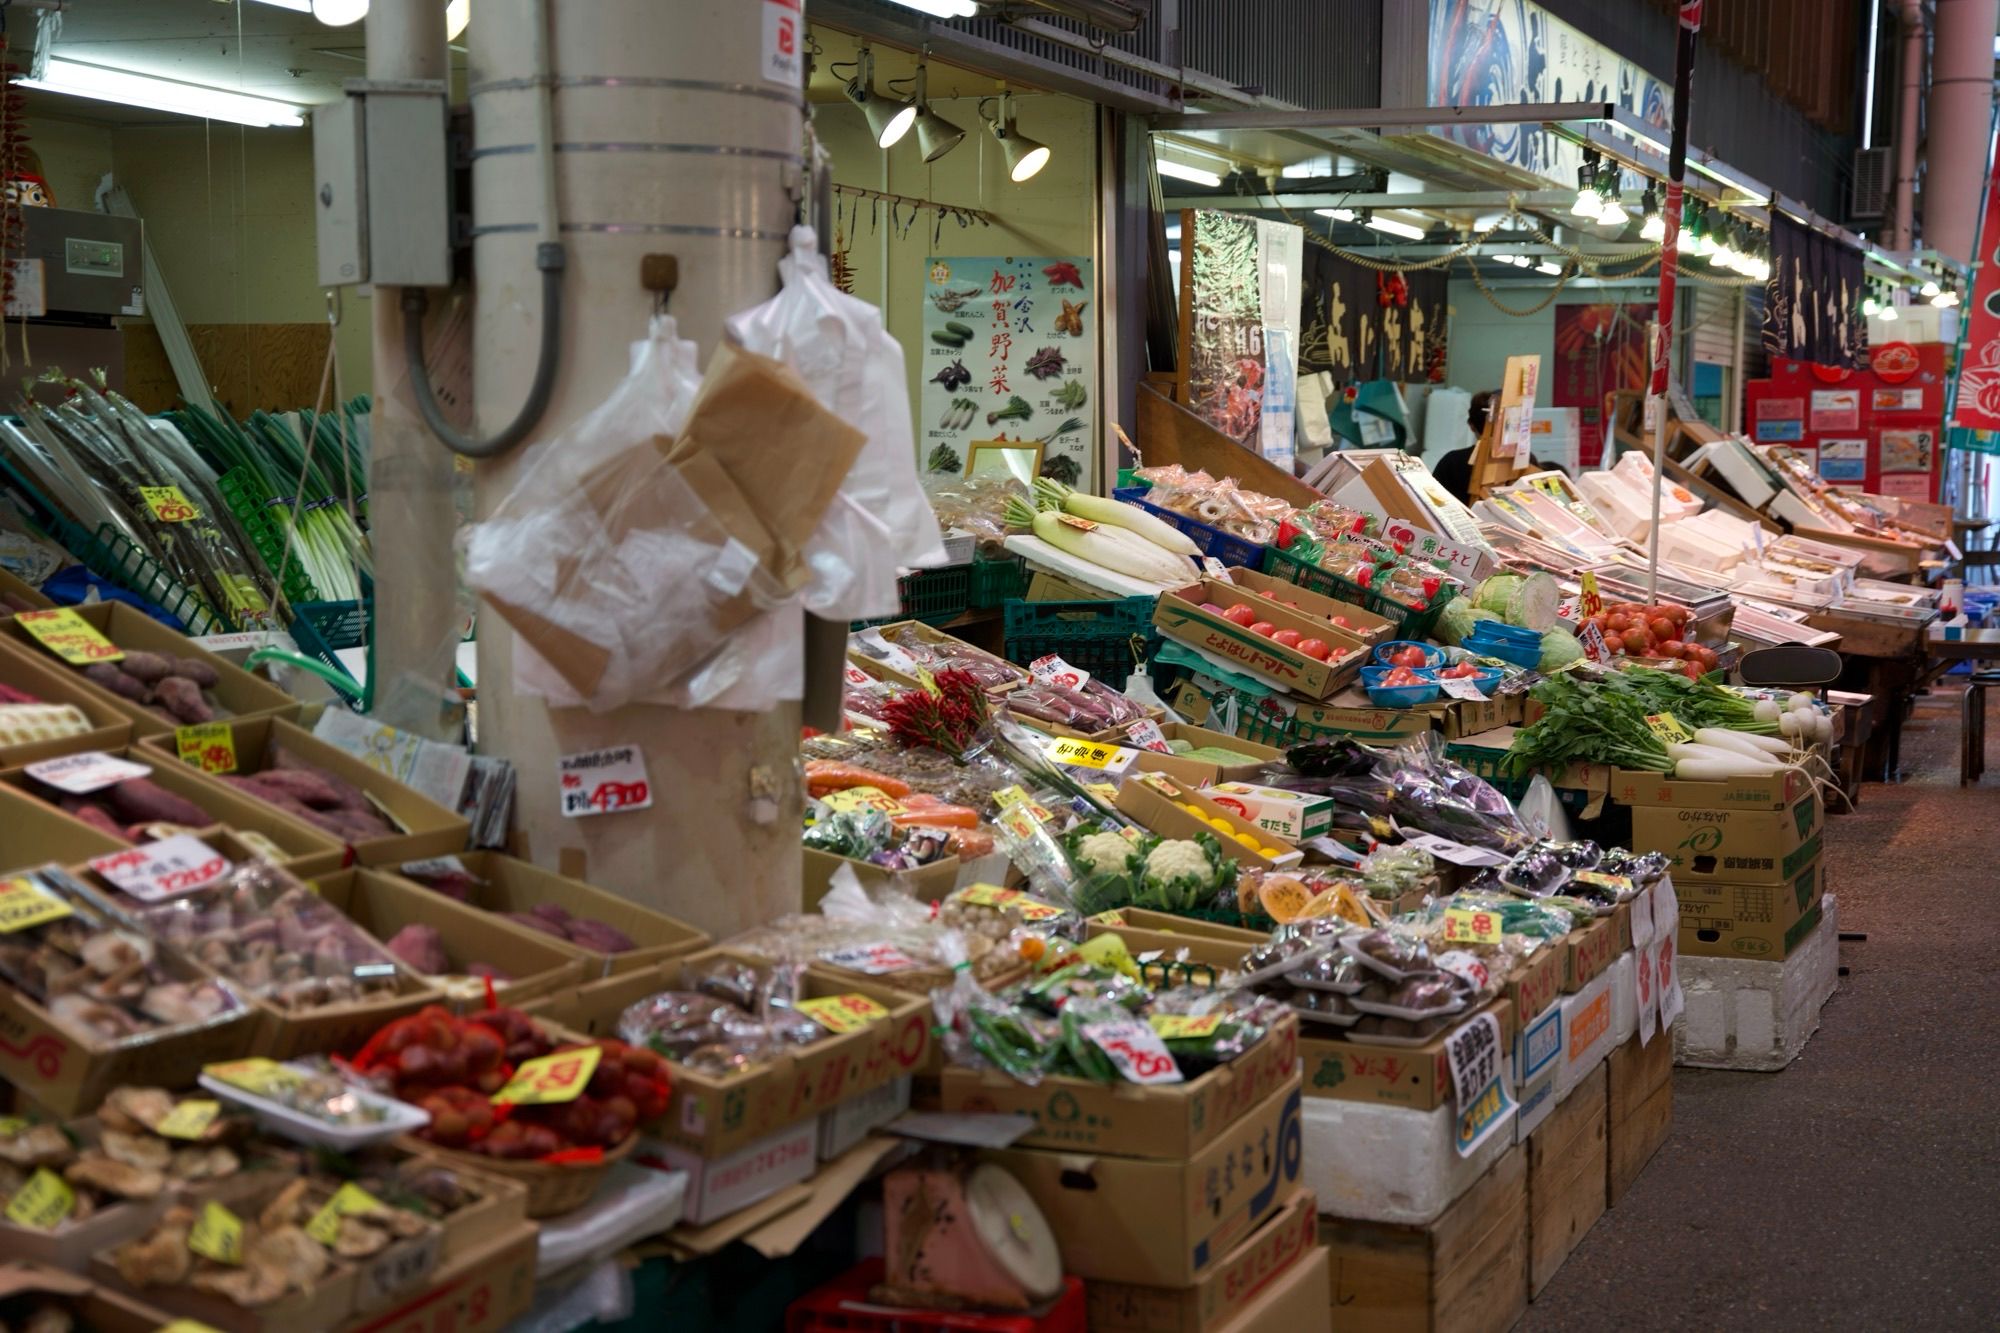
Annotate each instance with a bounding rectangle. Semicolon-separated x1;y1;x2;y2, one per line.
1157;159;1223;188
1282;160;1331;178
1367;214;1426;240
245;0;313;11
446;0;469;39
22;59;307;128
1313;207;1356;221
1536;260;1564;275
886;0;980;14
313;0;368;24
1492;253;1522;265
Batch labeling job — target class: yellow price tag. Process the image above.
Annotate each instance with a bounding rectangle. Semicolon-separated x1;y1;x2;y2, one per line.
0;878;72;934
1087;909;1127;926
1149;1013;1225;1040
1644;712;1692;744
1077;932;1139;979
1443;907;1504;944
953;884;1019;909
1046;737;1130;771
1083;781;1120;802
306;1182;386;1247
1575;871;1635;895
15;608;122;665
1578;569;1603;620
175;722;237;776
138;485;200;523
3;1168;74;1231
188;1201;244;1265
155;1099;220;1141
0;1116;28;1137
203;1058;304;1099
796;993;891;1035
818;786;903;817
1012;899;1065;923
491;1045;602;1106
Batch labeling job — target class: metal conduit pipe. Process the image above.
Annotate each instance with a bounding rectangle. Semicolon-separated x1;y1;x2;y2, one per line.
1889;0;1925;252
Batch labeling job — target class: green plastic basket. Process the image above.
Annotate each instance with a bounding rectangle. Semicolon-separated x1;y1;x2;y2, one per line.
968;555;1029;609
1003;597;1160;679
1259;544;1456;640
217;466;323;608
71;522;223;635
896;565;971;624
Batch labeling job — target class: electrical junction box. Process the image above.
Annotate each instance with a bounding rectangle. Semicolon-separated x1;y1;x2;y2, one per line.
314;80;453;288
313;97;367;287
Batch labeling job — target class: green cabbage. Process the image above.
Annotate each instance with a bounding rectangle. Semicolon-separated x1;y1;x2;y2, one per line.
1538;627;1585;672
1469;571;1559;631
1434;598;1502;647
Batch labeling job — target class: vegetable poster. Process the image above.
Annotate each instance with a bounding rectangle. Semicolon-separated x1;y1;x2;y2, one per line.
1180;210;1303;470
920;256;1095;487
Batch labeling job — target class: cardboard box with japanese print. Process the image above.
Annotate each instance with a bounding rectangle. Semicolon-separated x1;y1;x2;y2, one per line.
0;636;133;769
1127;722;1283;787
1299;1000;1513;1112
980;1079;1305;1287
1628;788;1822;886
1086;1188;1321;1333
1153;579;1369;700
1676;855;1826;960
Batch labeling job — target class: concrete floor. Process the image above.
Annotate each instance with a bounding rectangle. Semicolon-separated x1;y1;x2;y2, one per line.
1522;695;2000;1331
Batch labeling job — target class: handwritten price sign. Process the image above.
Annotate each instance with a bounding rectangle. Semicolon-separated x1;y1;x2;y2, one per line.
797;993;890;1035
0;878;73;934
1028;653;1092;691
138;485;201;523
16;608;123;664
90;834;232;903
23;750;151;795
491;1046;601;1106
176;722;237;775
1443;908;1502;944
1082;1019;1183;1085
557;745;653;818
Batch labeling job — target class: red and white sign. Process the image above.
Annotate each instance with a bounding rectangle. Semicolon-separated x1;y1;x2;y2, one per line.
761;0;801;88
24;751;151;795
557;745;652;818
1082;1018;1183;1084
820;943;924;975
1028;654;1091;691
1124;718;1171;752
90;834;231;903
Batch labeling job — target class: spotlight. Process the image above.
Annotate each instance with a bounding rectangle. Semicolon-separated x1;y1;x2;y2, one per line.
843;49;916;149
984;92;1049;182
1639;185;1664;241
908;64;964;163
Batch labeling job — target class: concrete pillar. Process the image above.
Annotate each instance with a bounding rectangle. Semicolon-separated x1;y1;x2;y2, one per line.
1888;0;1925;252
1924;0;1999;263
467;0;805;937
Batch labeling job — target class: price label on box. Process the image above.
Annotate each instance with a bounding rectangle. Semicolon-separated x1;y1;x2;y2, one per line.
139;485;201;523
1442;908;1502;944
557;745;652;817
820;942;925;975
1437;675;1489;702
89;835;232;903
3;1168;73;1231
15;608;123;664
176;722;237;775
204;1058;305;1099
155;1099;221;1141
190;1201;244;1265
819;786;904;817
1644;712;1692;744
1028;654;1092;691
1044;736;1138;773
491;1046;602;1106
1445;1010;1514;1158
1082;1019;1183;1084
796;993;890;1035
1124;718;1171;752
0;878;72;934
23;750;151;795
1148;1012;1224;1040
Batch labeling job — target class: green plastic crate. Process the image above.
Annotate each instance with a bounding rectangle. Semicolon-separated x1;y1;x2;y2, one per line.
896;565;970;624
1259;544;1456;640
1003;597;1159;680
968;555;1029;609
217;466;324;608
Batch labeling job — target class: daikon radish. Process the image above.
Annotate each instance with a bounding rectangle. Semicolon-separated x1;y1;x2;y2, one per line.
1668;742;1783;773
1694;727;1791;758
1036;478;1200;555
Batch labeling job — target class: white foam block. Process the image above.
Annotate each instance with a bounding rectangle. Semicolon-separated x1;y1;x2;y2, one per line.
1554;963;1618;1101
1303;1084;1515;1228
1610;950;1638;1046
1675;893;1840;1072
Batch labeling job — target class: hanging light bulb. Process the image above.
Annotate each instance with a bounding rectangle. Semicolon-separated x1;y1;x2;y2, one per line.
1863;295;1880;316
1595;188;1629;231
843;49;917;150
445;0;468;38
1572;156;1602;220
1639;185;1665;242
313;0;368;24
985;92;1050;182
1932;288;1961;307
1880;298;1900;321
1920;277;1942;297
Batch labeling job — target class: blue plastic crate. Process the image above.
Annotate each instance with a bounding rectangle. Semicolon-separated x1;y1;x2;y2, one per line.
1112;486;1266;570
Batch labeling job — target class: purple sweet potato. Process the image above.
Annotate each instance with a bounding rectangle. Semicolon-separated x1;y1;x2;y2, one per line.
565;918;638;953
59;799;129;842
528;903;573;928
222;774;324;825
1;593;34;614
169;657;219;689
153;676;214;725
386;924;450;975
242;766;345;810
117;650;173;683
505;911;568;941
303;807;395;842
268;746;371;811
103;777;209;828
83;661;148;702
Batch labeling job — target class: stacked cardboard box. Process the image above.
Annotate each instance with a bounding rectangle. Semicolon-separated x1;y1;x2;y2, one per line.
1605;1033;1674;1204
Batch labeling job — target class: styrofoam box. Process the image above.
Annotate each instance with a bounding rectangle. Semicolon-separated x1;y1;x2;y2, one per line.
1554;963;1617;1101
1304;1069;1516;1227
1609;950;1638;1047
1512;1001;1565;1142
1676;893;1840;1072
817;1076;911;1162
647;1120;818;1226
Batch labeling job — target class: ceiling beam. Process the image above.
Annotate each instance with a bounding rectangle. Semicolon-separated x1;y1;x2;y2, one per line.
1150;100;1615;132
1159;190;1576;211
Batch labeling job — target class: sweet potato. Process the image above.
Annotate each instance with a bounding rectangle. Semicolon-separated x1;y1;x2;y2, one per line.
59;799;129;842
117;650;173;683
1;592;35;614
221;775;324;825
565;919;637;954
0;682;38;705
505;912;568;941
83;662;148;702
103;778;209;828
169;658;219;689
153;677;213;725
386;924;450;975
303;807;395;842
268;746;371;811
242;767;346;810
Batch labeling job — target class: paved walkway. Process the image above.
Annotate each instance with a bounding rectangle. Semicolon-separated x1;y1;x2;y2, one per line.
1522;694;2000;1331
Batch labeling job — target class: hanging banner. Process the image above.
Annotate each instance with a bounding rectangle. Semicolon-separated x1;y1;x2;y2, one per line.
1951;163;2000;432
1180;212;1302;460
1553;304;1651;467
1299;246;1448;389
919;256;1095;487
1761;214;1866;370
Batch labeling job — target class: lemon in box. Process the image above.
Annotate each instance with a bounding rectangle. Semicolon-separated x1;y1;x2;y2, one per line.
1205;782;1334;842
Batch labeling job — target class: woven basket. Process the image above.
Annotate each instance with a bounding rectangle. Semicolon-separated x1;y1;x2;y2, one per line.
398;1131;634;1218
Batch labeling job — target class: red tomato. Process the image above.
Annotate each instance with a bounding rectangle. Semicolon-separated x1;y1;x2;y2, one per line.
1260;589;1277;599
1272;629;1302;649
1602;633;1625;654
1444;661;1479;678
1331;615;1350;628
1297;638;1332;661
1392;646;1429;668
1383;666;1423;686
1223;604;1258;627
1656;639;1684;658
1648;616;1676;641
1249;621;1277;637
1683;661;1704;681
1606;614;1631;633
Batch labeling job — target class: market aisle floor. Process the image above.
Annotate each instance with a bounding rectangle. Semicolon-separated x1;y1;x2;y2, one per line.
1522;694;2000;1331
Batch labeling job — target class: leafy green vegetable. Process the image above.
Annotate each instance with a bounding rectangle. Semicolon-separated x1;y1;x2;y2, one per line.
1504;671;1672;776
1538;627;1584;673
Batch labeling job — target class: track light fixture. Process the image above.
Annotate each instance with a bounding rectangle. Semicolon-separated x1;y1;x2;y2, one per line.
906;62;964;162
842;49;917;149
982;91;1050;182
1639;185;1665;242
1572;152;1603;221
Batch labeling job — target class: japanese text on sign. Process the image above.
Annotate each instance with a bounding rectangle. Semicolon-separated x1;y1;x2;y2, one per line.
3;1168;74;1230
1645;713;1692;744
819;942;924;975
205;1059;306;1099
22;751;152;795
0;878;72;934
818;786;904;817
189;1201;244;1265
176;722;237;775
1446;1010;1514;1158
557;745;653;818
15;608;123;664
139;485;200;523
1149;1013;1225;1040
492;1046;603;1106
1082;1018;1183;1084
1044;736;1139;773
90;835;232;903
1028;654;1091;691
797;993;890;1035
1124;718;1171;752
1442;908;1502;944
155;1099;221;1140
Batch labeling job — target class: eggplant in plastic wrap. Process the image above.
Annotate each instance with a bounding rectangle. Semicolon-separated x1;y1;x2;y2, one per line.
1499;846;1573;899
1382;735;1530;852
1284;737;1378;779
1596;846;1670;889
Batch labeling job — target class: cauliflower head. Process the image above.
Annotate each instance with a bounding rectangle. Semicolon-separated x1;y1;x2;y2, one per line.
1076;830;1138;876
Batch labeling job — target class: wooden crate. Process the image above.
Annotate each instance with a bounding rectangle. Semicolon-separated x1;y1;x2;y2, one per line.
1605;1034;1674;1205
1318;1145;1527;1333
1526;1062;1608;1298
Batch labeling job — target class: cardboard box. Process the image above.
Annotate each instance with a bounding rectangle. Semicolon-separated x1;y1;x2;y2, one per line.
1153;580;1367;700
387;850;709;977
3;747;346;876
1212;1241;1331;1333
1287;697;1432;744
1609;766;1813;810
1318;1143;1527;1333
1512;998;1565;1142
649;1120;819;1226
1208;781;1334;841
850;620;1027;694
938;1010;1299;1159
1419;692;1516;741
802;847;960;916
0;637;135;767
1301;1001;1512;1112
1676;856;1826;959
0;1264;176;1332
1629;789;1822;885
1084;916;1262;978
135;717;470;866
338;1217;538;1333
1130;723;1283;787
1556;968;1616;1099
1526;1062;1607;1297
1605;1034;1673;1205
1562;917;1618;993
1507;944;1565;1023
0;780;128;873
982;1079;1304;1287
0;601;301;739
817;1075;910;1162
311;867;587;1008
1223;565;1395;650
1086;1188;1320;1333
0;1189;172;1275
649;952;932;1159
0;568;53;611
1115;773;1302;870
